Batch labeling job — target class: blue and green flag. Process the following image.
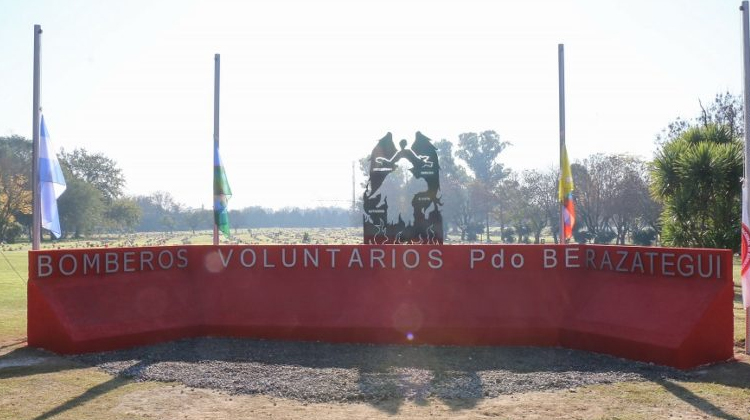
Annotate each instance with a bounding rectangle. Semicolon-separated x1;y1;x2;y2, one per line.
213;145;232;237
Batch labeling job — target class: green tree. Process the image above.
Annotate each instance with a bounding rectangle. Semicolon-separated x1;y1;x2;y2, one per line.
515;170;555;244
134;191;184;233
698;92;743;138
0;138;129;239
184;208;211;234
657;91;743;144
105;198;142;232
56;147;128;237
61;148;125;203
58;177;105;238
572;154;651;244
456;131;510;185
540;168;562;244
571;156;615;243
0;136;32;242
467;179;495;242
160;215;176;233
635;168;662;242
456;130;510;242
651;124;742;250
435;139;474;239
0;172;31;242
498;174;524;243
606;156;653;245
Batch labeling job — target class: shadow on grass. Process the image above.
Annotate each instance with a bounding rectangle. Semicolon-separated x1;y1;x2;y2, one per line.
0;346;80;378
645;354;750;420
688;356;750;390
0;346;137;419
356;356;483;414
0;337;28;351
31;372;134;420
656;378;745;420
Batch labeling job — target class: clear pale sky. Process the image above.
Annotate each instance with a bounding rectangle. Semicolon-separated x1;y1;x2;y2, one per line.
0;0;743;209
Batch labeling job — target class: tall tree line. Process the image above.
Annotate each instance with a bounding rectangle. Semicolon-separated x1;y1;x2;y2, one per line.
0;91;743;248
132;192;354;233
431;139;658;245
0;136;140;242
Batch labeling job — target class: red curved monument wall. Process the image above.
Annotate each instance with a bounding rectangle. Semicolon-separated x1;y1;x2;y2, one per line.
27;244;734;369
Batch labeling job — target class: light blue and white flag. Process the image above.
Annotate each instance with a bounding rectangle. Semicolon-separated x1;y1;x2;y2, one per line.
39;115;66;238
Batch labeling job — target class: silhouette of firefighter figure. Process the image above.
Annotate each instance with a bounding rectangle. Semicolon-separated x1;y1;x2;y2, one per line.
363;132;443;244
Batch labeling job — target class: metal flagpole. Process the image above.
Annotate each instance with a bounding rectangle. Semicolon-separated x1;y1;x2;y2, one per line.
558;44;566;244
31;25;42;251
741;1;750;355
213;54;220;246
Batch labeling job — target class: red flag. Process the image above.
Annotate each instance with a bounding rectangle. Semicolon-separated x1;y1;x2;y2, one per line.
558;145;575;240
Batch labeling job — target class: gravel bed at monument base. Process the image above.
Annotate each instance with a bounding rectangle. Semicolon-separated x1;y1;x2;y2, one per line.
69;337;688;403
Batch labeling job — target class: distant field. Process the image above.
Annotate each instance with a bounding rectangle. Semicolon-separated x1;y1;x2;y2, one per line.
0;227;501;251
0;228;363;251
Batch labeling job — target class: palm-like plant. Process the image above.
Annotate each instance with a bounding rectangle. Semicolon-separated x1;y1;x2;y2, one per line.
650;124;742;249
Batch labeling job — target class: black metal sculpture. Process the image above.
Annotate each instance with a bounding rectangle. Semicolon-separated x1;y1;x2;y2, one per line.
363;132;443;244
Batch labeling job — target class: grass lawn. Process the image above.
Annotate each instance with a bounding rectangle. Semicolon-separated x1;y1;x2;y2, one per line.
0;250;26;342
732;256;747;347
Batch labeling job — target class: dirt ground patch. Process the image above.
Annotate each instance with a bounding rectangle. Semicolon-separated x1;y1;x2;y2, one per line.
109;382;750;420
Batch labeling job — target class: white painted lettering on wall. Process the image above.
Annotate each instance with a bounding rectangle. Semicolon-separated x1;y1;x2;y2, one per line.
33;246;723;280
